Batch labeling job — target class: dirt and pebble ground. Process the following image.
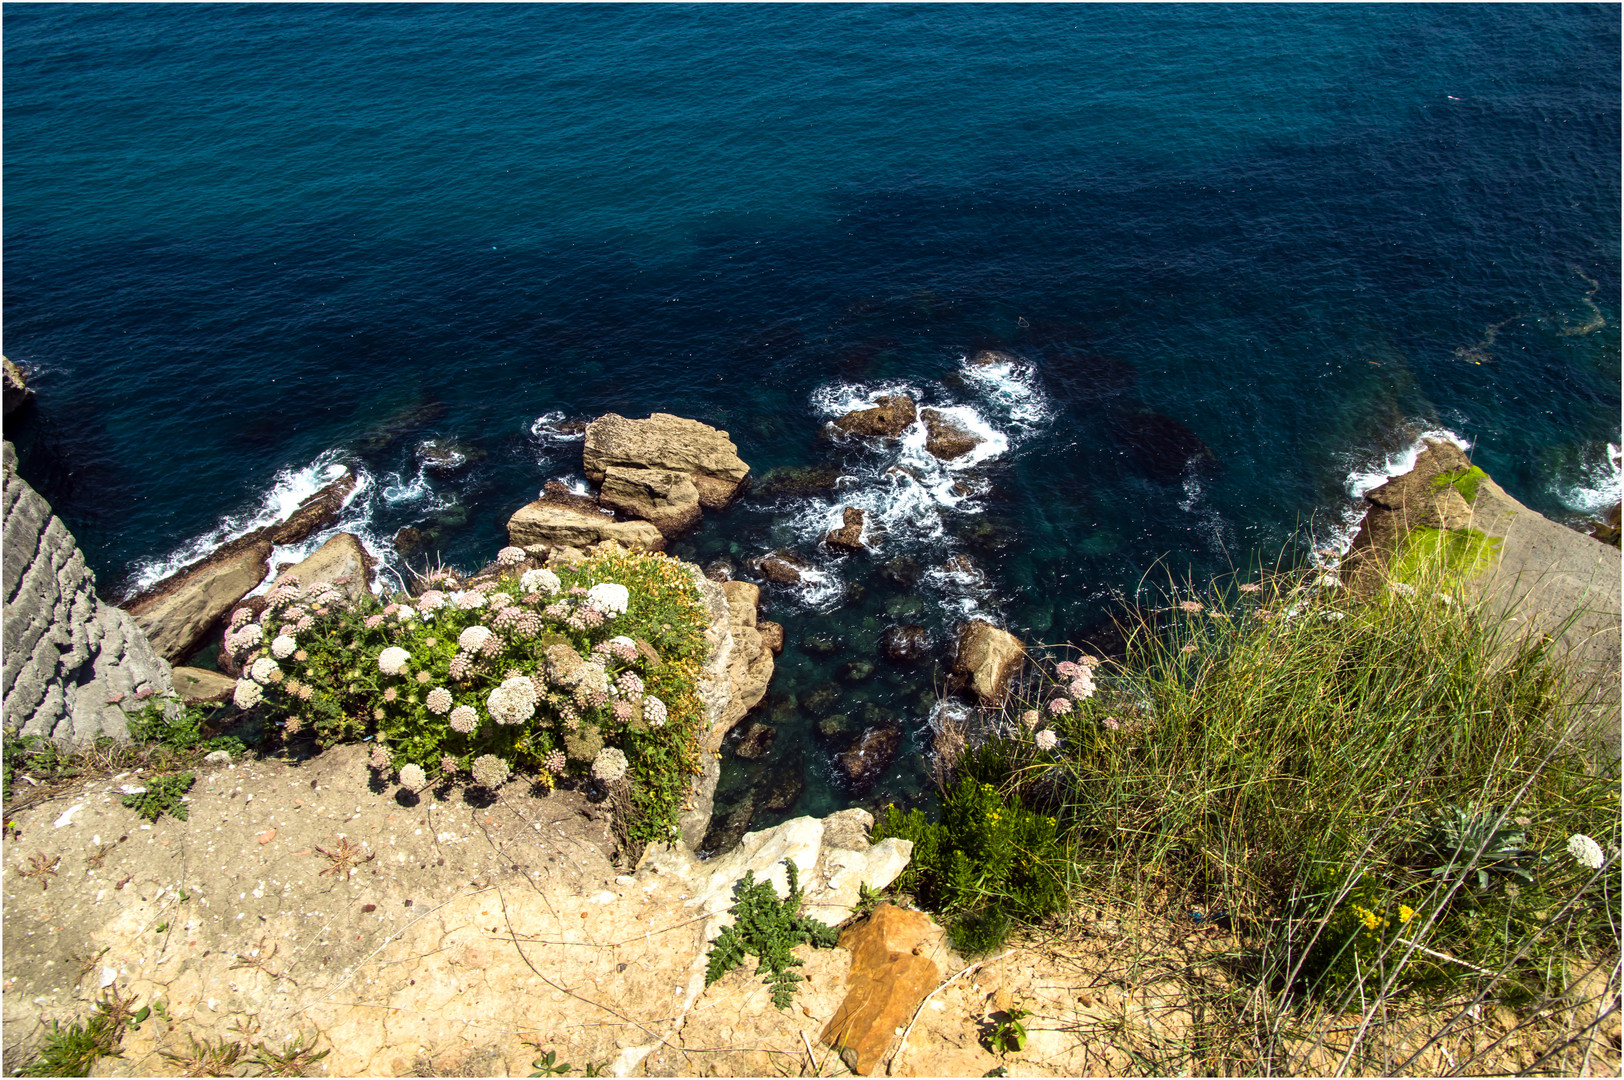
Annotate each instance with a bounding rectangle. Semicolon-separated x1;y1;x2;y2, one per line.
3;742;1618;1077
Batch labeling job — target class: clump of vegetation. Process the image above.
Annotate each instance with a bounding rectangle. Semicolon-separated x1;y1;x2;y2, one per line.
873;777;1067;954
222;546;711;842
20;990;149;1076
704;859;840;1008
119;771;195;822
903;543;1618;1072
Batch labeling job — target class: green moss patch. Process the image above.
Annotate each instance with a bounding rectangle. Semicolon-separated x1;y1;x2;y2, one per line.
1390;525;1502;584
1430;464;1490;504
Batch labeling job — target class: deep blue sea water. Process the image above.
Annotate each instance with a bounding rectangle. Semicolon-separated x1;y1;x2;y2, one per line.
5;4;1619;835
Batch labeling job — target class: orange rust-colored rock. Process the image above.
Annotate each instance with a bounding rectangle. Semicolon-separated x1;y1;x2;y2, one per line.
821;904;941;1075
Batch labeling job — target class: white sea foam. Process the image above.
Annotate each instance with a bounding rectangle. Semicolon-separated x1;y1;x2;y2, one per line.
1319;426;1475;560
958;354;1053;427
1553;442;1622;515
529;410;585;441
126;451;357;595
1344;427;1473;501
808;380;923;420
787;565;846;613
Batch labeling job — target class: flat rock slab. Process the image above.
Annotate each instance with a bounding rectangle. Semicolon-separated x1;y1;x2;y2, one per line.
821;904;942;1075
583;413;749;511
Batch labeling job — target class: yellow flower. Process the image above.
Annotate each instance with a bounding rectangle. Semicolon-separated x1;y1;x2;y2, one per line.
1398;905;1416;924
1353;904;1384;932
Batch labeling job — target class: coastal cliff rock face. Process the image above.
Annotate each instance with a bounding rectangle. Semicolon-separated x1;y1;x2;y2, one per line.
681;573;777;849
2;356;31;415
583;412;749;511
120;472;358;664
831;395;916;439
1346;438;1621;756
2;442;173;742
821;904;943;1075
953;619;1024;705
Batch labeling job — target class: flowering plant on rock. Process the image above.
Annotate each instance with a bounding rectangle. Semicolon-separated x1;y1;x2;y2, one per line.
219;547;712;842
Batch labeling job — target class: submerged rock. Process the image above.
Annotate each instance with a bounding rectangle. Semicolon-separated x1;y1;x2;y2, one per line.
880;624;931;663
416;438;486;475
831;394;917;439
761;761;804;812
802;685;843;717
837;659;875;683
835;725;902;793
732;721;777;760
969;349;1020;366
755;464;844;498
802;633;842;656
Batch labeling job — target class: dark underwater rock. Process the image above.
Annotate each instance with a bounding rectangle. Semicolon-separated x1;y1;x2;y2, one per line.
835;726;902;793
880;624;931;663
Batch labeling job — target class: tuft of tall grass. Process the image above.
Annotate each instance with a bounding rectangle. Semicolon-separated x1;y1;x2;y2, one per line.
954;550;1619;1073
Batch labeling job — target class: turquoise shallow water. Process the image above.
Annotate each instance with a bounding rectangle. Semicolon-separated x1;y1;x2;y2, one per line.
5;4;1619;833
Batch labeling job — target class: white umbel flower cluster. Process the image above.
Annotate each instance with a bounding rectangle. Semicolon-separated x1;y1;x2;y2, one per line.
497;546;528;566
1568;833;1606;870
249;657;281;684
591;747;629;784
521;568;562;595
487;675;539;725
233;678;263;710
271;635;297;659
458;626;493;653
398;763;428;791
586;582;629;616
377;646;411;676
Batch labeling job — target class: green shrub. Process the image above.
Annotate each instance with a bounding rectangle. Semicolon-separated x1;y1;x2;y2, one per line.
119;772;195;822
704;860;839;1008
874;776;1068;953
223;548;710;843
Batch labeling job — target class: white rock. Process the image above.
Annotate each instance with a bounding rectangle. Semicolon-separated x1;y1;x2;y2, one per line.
204;750;232;765
53;803;84;828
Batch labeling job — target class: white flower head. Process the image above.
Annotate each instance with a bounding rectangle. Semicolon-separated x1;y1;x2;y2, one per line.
1568;833;1606;871
398;763;428;792
449;705;479;734
233;678;263;710
521;568;562;595
271;635;297;660
591;747;629;784
486;675;539;725
377;646;411;676
249;657;281;685
497;546;528;566
458;625;493;653
586;582;629;617
451;589;487;610
425;687;453;715
1035;729;1059;752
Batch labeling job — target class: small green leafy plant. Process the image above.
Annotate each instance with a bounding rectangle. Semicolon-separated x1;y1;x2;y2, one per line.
529;1048;572;1077
989;1006;1030;1054
21;991;148;1077
1417;803;1543;892
704;859;839;1009
874;777;1068;953
120;772;195;822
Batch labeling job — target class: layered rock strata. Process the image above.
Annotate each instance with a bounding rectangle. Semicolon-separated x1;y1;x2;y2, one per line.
120;472;358;664
2;442;173;741
583;412;750;512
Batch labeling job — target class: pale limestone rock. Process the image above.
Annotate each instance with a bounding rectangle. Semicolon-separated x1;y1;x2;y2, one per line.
506;499;665;552
953;619;1024;705
583;412;750;510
